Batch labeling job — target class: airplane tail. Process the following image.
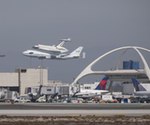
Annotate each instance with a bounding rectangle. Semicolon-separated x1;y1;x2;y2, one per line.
95;76;109;90
131;78;146;91
56;41;65;48
38;85;43;95
69;46;83;58
56;38;71;48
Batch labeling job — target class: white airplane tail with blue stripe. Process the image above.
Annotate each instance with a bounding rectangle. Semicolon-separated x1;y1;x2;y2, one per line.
131;78;146;91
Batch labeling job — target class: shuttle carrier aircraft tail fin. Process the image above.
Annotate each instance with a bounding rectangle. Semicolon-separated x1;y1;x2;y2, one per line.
69;46;83;58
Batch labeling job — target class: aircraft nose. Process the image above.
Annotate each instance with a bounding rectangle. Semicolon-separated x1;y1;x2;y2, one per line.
22;51;28;55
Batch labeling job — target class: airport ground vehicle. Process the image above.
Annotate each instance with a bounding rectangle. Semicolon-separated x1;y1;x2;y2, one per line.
14;96;31;103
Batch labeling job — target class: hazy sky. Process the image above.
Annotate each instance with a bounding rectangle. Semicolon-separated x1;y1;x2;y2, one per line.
0;0;150;83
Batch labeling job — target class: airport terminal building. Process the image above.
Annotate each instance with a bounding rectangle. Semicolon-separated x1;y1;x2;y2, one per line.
0;68;70;97
0;67;150;97
0;60;150;97
0;68;49;96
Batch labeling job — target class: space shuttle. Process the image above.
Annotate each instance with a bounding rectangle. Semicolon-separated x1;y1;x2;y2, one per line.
33;38;71;54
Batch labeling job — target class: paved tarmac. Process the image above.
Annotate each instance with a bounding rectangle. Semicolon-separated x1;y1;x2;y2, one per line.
0;103;150;110
0;103;150;116
1;109;150;116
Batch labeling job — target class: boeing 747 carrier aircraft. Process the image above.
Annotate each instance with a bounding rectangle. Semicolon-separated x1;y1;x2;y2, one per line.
23;46;83;60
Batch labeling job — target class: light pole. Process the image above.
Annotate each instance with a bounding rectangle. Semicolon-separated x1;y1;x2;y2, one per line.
39;58;44;86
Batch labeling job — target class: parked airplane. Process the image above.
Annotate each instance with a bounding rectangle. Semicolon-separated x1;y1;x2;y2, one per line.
33;38;71;54
74;76;109;98
23;46;83;60
131;78;150;96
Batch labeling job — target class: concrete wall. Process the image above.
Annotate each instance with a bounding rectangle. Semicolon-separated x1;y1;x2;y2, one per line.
20;68;48;95
0;73;18;86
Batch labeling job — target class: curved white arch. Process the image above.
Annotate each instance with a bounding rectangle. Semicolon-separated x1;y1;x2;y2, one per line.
71;46;150;86
134;47;150;80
